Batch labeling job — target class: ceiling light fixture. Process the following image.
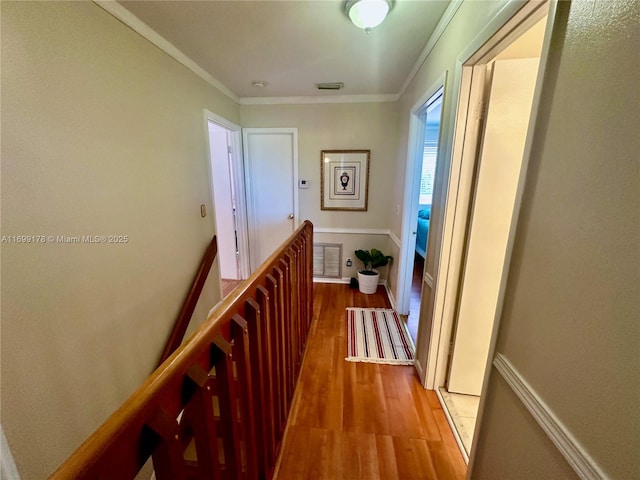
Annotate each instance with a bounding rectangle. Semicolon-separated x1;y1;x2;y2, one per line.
346;0;392;33
251;80;268;88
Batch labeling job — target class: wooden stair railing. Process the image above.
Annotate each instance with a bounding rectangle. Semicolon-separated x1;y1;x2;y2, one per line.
158;234;218;366
51;221;313;480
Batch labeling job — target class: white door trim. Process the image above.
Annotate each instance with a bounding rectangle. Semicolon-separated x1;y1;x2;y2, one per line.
397;75;448;318
203;110;251;279
423;0;551;392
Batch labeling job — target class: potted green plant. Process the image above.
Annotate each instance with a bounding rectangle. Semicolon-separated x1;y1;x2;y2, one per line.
354;248;393;294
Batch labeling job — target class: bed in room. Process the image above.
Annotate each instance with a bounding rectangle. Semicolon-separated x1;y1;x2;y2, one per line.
415;207;431;259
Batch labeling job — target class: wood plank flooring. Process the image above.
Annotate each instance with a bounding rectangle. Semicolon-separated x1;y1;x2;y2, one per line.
274;283;466;480
221;278;243;298
407;253;424;344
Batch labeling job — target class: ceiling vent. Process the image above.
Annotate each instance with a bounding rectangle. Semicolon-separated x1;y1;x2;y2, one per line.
316;82;344;91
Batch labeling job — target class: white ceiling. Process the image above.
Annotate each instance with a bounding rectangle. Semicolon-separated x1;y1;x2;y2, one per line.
116;0;451;100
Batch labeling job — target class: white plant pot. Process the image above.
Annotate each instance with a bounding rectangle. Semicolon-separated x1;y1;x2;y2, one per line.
357;269;380;294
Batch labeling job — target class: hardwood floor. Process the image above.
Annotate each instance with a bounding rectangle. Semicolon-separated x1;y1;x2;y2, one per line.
407;253;424;344
274;283;466;480
221;278;243;298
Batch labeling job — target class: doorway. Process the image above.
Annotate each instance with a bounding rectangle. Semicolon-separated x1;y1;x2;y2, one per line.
405;90;444;344
425;5;550;461
398;80;446;346
205;111;250;292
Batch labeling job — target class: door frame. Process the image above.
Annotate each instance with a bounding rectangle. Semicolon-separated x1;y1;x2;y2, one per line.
421;0;554;392
446;56;543;397
203;110;251;280
397;74;447;317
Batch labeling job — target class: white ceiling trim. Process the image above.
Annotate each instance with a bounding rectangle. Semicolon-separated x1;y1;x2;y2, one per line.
94;0;462;107
397;0;464;98
93;0;240;103
238;93;399;106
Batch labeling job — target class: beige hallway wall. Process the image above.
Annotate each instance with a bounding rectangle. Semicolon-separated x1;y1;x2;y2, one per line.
1;2;239;477
471;0;640;478
241;102;399;282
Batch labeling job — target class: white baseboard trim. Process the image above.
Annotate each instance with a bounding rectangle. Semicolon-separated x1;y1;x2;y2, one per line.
435;388;470;464
385;282;397;310
414;359;425;382
314;227;390;235
493;353;608;480
389;231;402;249
313;277;392;294
313;277;350;284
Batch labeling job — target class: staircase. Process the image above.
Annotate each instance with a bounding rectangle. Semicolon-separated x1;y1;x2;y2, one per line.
51;221;314;480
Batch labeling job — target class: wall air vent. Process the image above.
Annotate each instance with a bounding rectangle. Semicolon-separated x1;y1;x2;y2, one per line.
316;82;344;90
313;243;342;278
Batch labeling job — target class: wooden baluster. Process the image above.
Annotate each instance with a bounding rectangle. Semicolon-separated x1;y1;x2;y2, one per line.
244;297;269;476
231;314;259;480
211;336;243;479
297;242;304;347
271;267;287;435
285;250;298;385
146;409;187;480
279;257;293;404
256;285;277;469
294;242;303;361
298;240;311;361
306;228;314;331
289;248;298;375
265;273;284;438
184;365;223;479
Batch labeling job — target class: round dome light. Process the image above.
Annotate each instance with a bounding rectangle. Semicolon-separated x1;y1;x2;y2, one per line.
347;0;391;31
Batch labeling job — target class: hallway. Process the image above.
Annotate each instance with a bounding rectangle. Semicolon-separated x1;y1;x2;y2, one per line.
275;283;466;479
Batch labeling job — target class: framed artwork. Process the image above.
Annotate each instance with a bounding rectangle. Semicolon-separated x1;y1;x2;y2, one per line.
320;150;370;211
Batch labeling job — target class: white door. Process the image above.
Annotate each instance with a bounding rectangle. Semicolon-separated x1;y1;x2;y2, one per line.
243;128;298;272
447;58;540;395
205;110;250;280
209;122;239;279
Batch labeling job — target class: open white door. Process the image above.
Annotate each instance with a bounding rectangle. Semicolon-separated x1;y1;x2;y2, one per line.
447;58;540;395
243;128;298;272
204;110;250;281
208;122;240;280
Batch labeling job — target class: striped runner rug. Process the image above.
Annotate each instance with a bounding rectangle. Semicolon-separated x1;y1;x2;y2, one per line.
346;308;415;365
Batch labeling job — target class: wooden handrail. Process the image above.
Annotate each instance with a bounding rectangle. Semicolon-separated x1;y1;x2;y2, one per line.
158;234;218;366
50;221;313;480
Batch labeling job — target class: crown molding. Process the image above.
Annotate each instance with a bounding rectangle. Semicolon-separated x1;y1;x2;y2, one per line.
95;0;460;107
93;0;240;103
397;0;464;98
238;93;399;106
